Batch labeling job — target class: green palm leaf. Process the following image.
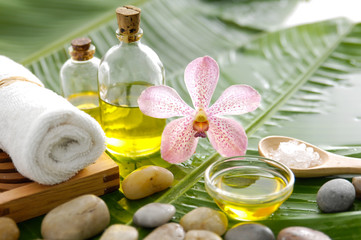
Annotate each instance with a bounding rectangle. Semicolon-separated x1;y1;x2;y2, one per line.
1;0;361;239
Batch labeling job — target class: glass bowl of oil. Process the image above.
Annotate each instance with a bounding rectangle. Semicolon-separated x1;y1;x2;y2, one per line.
204;155;294;221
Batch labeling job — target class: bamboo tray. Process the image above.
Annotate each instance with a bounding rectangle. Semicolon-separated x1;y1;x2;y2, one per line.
0;150;120;223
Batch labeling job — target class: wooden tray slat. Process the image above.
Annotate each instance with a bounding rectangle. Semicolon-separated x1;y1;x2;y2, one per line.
0;172;30;183
0;182;29;191
0;152;120;223
0;162;16;173
0;152;11;162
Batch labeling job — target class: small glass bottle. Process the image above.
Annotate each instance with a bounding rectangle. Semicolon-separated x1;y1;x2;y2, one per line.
60;37;101;123
98;5;166;158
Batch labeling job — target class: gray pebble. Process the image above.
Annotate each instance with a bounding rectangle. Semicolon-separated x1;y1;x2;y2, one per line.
277;226;331;240
133;203;176;228
41;194;110;240
225;223;275;240
100;224;138;240
316;178;355;213
144;223;185;240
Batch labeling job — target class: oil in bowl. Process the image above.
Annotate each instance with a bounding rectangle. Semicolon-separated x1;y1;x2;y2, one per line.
204;156;294;221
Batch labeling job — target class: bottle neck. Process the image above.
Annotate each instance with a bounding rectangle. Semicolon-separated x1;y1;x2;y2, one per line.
116;28;143;44
69;44;95;61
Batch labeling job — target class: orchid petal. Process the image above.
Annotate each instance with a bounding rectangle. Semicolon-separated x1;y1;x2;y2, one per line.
207;85;261;117
184;56;219;109
138;85;195;118
207;116;247;157
161;116;198;163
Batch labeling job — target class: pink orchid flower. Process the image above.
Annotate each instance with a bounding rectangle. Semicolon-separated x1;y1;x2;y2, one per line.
138;56;261;163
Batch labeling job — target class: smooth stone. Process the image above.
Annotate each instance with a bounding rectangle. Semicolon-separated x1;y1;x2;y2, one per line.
133;203;176;228
180;207;228;236
225;223;275;240
185;230;222;240
316;178;355;213
144;223;185;240
0;217;19;240
41;194;110;240
352;176;361;198
122;166;174;200
277;226;331;240
100;224;138;240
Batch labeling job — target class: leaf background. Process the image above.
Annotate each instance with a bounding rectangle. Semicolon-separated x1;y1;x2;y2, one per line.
1;0;361;239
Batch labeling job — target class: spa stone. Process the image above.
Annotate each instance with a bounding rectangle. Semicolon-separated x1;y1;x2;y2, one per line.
277;226;331;240
317;178;355;213
224;223;275;240
180;207;228;236
144;223;185;240
100;224;138;240
133;203;176;228
122;166;173;200
185;230;222;240
352;176;361;199
0;217;20;240
41;194;110;240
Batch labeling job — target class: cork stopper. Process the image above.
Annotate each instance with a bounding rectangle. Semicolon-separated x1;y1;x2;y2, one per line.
71;38;91;51
116;5;141;35
69;37;95;61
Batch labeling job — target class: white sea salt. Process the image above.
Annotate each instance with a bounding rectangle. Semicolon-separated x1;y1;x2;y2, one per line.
268;140;323;169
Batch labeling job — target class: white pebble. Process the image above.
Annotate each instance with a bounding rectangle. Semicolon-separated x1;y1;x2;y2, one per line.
41;194;110;240
185;230;222;240
180;207;228;236
133;203;176;228
100;224;138;240
144;223;185;240
277;226;331;240
0;217;19;240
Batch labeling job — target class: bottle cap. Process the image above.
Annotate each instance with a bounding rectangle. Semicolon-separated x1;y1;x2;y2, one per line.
116;5;141;35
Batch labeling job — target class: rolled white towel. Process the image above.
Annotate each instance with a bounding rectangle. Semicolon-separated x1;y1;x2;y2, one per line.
0;56;106;185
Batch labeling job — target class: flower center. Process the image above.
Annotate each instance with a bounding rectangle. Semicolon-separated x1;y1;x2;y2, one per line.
193;109;209;138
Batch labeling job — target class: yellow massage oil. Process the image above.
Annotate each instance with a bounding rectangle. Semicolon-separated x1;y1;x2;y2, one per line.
67;91;100;123
99;97;165;157
98;6;165;158
211;166;288;221
60;37;101;123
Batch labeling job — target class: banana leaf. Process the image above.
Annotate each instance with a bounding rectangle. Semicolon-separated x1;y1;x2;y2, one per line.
1;0;361;239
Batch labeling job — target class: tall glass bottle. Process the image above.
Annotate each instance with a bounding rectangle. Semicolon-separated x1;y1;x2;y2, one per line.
60;37;101;123
98;6;166;158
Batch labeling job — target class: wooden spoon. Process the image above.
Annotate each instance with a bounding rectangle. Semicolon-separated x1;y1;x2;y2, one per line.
258;136;361;178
